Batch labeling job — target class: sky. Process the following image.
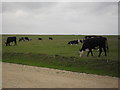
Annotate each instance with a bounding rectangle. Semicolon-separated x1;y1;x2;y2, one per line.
0;2;2;34
2;2;118;35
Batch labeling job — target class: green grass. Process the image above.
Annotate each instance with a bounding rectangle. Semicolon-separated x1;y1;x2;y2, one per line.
2;35;119;77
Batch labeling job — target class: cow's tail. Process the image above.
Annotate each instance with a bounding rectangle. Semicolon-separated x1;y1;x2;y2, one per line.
105;38;109;52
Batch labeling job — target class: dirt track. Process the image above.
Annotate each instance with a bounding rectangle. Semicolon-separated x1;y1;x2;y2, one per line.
2;63;118;88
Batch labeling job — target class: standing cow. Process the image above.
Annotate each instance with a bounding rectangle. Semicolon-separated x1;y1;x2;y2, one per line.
79;36;109;57
6;37;17;46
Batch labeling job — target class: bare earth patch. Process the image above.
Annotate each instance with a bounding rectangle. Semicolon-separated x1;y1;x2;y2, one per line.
2;63;118;88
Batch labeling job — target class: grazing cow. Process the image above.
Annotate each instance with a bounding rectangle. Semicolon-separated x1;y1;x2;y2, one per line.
6;37;17;46
19;37;30;41
79;36;109;57
49;37;53;40
68;40;83;45
38;38;42;40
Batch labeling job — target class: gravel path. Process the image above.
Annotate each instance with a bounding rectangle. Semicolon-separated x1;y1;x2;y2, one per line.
2;63;118;88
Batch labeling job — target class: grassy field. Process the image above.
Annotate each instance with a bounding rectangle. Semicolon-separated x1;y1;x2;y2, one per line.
2;35;119;77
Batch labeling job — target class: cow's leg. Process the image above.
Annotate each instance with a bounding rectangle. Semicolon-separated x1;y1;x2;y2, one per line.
90;50;93;56
14;41;17;46
87;51;90;57
8;43;10;46
98;48;102;57
87;49;93;56
103;47;107;56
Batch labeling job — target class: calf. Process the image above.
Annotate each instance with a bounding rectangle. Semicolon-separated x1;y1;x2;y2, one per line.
79;37;109;57
6;37;17;46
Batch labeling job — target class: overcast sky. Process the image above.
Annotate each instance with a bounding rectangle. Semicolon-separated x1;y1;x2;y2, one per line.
2;2;118;35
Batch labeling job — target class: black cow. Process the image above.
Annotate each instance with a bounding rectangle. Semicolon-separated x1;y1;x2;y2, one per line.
38;38;42;40
79;36;109;57
68;40;83;45
49;37;53;40
6;37;17;46
19;37;30;41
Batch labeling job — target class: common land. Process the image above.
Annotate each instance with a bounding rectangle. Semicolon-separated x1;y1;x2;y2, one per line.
2;35;119;77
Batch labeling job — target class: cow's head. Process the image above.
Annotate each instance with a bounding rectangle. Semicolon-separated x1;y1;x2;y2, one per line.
79;48;90;57
4;41;7;46
5;41;10;46
5;41;6;45
5;42;8;46
79;49;85;57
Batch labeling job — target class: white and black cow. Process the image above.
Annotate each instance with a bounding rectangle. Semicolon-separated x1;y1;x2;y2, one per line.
6;37;17;46
19;37;31;41
79;36;109;57
68;40;83;45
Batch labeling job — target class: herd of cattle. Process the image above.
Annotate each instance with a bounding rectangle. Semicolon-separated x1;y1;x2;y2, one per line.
5;35;109;57
5;37;53;46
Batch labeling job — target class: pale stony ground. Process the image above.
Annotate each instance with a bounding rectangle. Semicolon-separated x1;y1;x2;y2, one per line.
2;63;119;88
0;62;2;89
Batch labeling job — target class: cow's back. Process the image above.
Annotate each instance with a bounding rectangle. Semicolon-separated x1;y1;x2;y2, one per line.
7;37;16;42
83;37;106;48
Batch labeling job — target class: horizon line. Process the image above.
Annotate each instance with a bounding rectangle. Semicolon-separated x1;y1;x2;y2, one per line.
1;33;118;35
